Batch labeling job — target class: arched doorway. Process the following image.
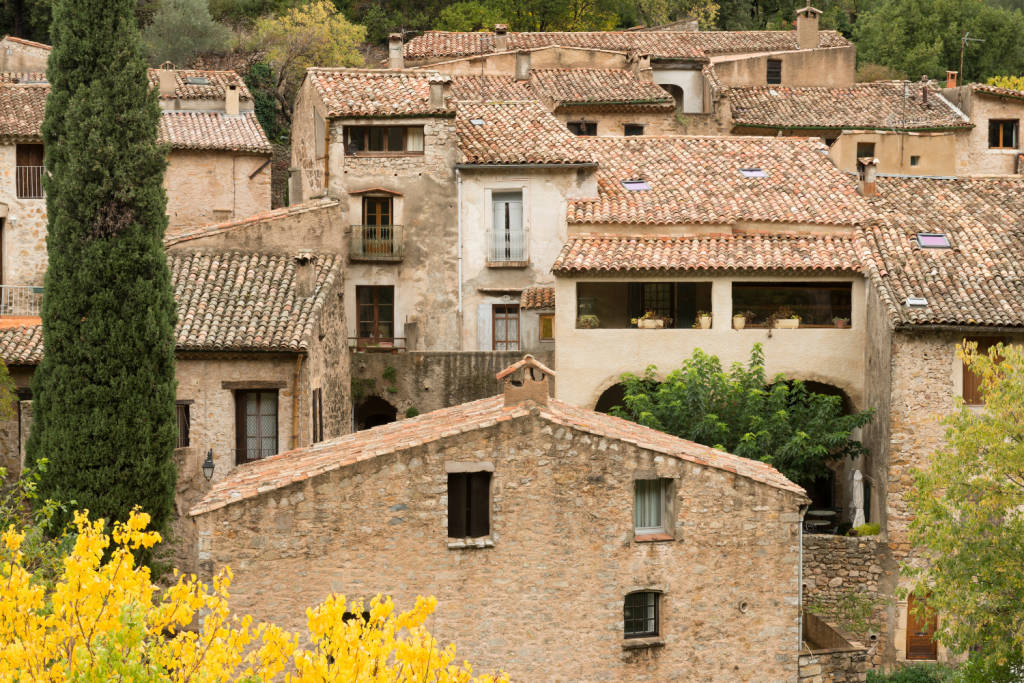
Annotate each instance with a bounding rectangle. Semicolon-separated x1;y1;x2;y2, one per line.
660;83;684;112
595;383;628;414
355;396;397;431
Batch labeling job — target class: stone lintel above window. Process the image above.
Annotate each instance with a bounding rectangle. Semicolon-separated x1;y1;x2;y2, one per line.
221;380;288;390
444;460;494;473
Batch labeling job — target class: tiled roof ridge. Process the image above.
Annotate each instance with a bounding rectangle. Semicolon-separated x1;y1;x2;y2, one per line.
970;82;1024;99
164;197;340;246
1;35;51;50
521;285;555;309
567;228;859;238
157;111;272;154
189;392;803;516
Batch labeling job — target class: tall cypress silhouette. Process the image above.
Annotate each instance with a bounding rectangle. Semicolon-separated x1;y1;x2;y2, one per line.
26;0;178;541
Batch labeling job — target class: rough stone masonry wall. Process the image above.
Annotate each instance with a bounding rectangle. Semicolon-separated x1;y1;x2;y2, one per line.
803;534;897;665
196;413;807;683
0;142;49;287
799;648;868;683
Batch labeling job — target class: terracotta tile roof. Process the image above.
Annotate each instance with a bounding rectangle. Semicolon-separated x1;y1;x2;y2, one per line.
450;75;534;101
404;29;851;60
858;176;1024;327
730;82;972;130
164;197;340;245
568;136;867;226
553;231;861;274
969;83;1024;100
189;393;804;516
306;69;451;118
0;82;46;139
158;111;271;153
521;286;555;309
1;35;51;51
147;69;253;100
0;72;46;83
0;325;43;364
529;68;674;110
170;251;342;352
456;100;593;165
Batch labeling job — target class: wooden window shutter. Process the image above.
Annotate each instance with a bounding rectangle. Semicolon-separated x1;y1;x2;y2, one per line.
906;593;938;660
235;391;247;465
468;472;491;537
962;337;1005;405
448;473;467;538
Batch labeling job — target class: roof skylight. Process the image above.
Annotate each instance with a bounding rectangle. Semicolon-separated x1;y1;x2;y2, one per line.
186;76;210;85
622;180;651;191
739;168;769;178
905;297;928;308
470;118;485;125
917;232;951;248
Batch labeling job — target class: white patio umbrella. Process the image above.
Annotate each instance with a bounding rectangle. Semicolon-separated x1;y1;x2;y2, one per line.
852;470;866;527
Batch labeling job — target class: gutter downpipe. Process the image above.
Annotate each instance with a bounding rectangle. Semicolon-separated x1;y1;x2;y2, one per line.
292;354;303;450
457;169;463;350
798;501;810;650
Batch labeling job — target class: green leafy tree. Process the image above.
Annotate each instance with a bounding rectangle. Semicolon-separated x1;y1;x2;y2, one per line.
903;342;1024;671
142;0;231;68
26;0;178;548
853;0;1024;82
611;344;874;485
436;1;508;31
988;74;1024;90
243;61;279;141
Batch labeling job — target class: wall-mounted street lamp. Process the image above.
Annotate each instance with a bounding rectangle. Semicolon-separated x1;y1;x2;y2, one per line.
202;449;215;481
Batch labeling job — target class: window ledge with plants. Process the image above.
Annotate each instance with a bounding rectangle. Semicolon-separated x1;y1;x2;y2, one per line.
622;637;665;651
447;537;494;549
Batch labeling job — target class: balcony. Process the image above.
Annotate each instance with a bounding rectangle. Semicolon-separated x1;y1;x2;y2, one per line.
16;166;44;199
486;228;529;267
350;225;404;261
0;286;42;317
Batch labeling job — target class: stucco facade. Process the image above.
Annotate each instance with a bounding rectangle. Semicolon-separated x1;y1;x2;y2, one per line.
710;47;855;89
826;130;966;176
164;150;272;231
191;383;809;683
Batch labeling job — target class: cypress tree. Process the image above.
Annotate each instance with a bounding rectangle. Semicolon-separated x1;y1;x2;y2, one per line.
26;0;178;541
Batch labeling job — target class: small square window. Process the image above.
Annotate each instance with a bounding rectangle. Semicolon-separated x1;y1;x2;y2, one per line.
624;592;659;638
634;479;665;533
539;314;554;341
917;233;950;248
988;119;1018;149
624;124;644;136
568;121;597;136
856;142;876;159
622;180;651;191
910;156;921;166
739;168;768;179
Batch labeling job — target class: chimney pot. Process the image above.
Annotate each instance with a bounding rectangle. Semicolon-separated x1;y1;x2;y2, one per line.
496;355;555;407
158;62;176;99
494;24;508;52
388;33;404;70
514;50;531;81
795;5;821;50
429;75;449;109
857;157;878;198
226;82;239;116
295;252;316;298
945;70;958;89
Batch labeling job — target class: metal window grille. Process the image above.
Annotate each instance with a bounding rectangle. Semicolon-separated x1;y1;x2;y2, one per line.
236;390;278;463
766;60;782;85
486;228;528;262
176;404;190;448
624;592;659;638
16;166;44;199
0;286;43;316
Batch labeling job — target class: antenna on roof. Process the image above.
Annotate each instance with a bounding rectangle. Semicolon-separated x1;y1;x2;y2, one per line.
956;31;984;108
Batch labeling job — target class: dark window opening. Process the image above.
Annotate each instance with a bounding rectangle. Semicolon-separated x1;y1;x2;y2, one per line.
493;305;520;351
766;60;782;85
732;282;853;327
624;592;659;638
311;387;324;443
356;285;394;345
448;471;491;538
661;83;684;111
856;142;876;159
575;281;712;330
16;143;44;199
824;138;837;146
910;155;921;166
345;126;424;155
567;121;597;136
355;395;397;431
235;390;278;464
805;468;835;510
624;124;644;136
176;403;190;448
988;119;1018;149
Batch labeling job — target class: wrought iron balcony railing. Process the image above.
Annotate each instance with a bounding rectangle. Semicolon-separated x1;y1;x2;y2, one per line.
16;166;44;199
350;225;404;261
0;285;43;317
486;228;529;263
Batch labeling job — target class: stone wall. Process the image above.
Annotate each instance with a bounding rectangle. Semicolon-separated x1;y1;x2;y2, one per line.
271;143;289;209
195;412;807;682
164;149;272;233
169;446;211;573
350;350;554;420
0;38;49;72
799;612;869;683
0;142;49;287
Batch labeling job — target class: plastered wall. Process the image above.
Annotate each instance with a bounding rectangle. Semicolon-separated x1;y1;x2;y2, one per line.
553;109;684;136
195;413;807;682
827;130;962;176
711;47;856;88
653;67;705;113
164;150;272;233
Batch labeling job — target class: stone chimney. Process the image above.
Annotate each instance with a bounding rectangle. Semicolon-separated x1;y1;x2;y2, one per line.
389;33;404;70
920;74;929;105
632;54;653;82
494;24;508;53
795;5;822;50
295;252;316;298
158;61;176;98
515;50;531;81
429;74;450;109
857;157;879;198
496;355;555;407
946;71;958;89
225;82;239;116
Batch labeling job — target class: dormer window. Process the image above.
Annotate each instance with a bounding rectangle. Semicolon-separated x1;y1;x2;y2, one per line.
917;233;950;248
622;180;650;191
186;76;210;85
740;168;768;178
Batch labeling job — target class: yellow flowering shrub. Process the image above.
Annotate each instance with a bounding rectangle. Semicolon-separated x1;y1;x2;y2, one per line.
0;509;507;683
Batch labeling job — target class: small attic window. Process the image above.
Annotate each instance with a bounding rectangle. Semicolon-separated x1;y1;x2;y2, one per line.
740;168;768;178
470;118;485;125
917;232;950;249
622;180;651;191
186;76;210;85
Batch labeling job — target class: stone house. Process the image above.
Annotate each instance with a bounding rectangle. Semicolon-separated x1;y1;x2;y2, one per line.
729;81;974;176
940;82;1024;176
0;35;49;72
189;357;811;683
0;68;272;298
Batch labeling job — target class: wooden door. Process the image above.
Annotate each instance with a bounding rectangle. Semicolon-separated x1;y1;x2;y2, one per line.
906;593;937;660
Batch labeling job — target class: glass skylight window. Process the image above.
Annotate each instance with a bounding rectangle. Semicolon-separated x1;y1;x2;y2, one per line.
739;168;769;178
186;77;210;85
917;233;950;248
622;180;651;191
470;118;485;126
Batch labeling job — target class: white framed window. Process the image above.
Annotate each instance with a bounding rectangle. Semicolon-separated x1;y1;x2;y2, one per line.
634;480;665;534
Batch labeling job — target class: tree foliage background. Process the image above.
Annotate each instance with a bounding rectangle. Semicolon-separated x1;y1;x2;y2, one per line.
610;344;874;486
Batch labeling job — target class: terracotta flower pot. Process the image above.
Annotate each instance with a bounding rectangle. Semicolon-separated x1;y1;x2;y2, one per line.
836;321;848;329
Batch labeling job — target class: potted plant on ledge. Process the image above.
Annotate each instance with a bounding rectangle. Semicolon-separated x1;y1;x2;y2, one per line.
765;307;800;330
733;311;755;330
694;311;712;329
576;315;600;329
632;310;672;329
833;317;850;329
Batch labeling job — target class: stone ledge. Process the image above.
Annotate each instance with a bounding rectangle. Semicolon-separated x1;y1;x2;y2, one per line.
634;533;675;543
622;637;665;651
447;537;494;550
